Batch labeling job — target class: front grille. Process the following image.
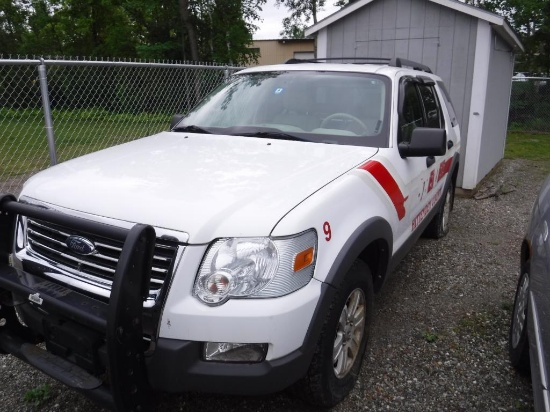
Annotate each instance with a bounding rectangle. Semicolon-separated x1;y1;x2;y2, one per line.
25;218;179;297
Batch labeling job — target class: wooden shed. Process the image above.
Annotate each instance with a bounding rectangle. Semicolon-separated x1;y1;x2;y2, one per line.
305;0;523;189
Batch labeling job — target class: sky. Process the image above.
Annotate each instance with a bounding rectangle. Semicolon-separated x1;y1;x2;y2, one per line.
254;1;340;40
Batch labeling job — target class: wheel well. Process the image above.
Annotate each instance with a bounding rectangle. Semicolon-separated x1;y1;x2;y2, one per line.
358;239;389;293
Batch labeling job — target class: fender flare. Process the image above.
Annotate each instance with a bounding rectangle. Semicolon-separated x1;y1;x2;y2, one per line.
299;217;393;366
323;216;393;288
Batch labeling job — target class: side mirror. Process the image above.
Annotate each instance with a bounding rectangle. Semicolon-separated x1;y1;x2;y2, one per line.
170;114;184;130
398;127;446;158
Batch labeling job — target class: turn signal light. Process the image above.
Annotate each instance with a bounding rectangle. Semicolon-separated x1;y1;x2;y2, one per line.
293;247;314;272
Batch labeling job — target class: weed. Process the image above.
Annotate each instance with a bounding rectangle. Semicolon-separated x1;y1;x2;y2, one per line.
24;384;52;407
422;331;439;343
455;312;491;337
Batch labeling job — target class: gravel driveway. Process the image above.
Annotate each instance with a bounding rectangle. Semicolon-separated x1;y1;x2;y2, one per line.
1;158;547;412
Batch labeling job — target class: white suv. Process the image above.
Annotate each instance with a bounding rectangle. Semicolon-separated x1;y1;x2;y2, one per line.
0;58;460;410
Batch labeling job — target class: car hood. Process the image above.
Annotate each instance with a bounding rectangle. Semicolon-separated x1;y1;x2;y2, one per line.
22;132;377;243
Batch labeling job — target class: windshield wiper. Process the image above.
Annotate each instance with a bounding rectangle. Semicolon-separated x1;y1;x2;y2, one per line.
236;131;307;142
172;125;212;134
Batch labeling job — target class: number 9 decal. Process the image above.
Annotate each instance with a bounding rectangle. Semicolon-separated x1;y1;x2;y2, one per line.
323;221;332;242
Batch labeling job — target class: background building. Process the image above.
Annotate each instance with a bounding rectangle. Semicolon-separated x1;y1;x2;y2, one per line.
250;39;315;66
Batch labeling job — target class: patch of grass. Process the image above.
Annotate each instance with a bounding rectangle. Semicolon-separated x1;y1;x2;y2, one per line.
24;384;52;407
505;131;550;165
455;312;491;337
422;331;439;343
0;109;169;178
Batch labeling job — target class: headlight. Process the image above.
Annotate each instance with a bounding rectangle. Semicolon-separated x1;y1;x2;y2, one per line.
193;229;317;305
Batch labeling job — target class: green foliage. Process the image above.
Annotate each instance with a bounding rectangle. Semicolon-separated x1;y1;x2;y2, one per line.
276;0;326;30
504;132;550;167
422;331;439;343
280;16;307;39
0;0;264;64
0;108;171;177
0;0;28;55
466;0;550;74
24;384;52;407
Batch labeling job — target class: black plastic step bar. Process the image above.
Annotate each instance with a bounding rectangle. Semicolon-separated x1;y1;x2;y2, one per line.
0;193;156;411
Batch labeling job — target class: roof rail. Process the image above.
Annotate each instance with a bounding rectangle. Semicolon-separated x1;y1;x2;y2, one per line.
284;56;433;73
285;57;391;64
388;57;432;73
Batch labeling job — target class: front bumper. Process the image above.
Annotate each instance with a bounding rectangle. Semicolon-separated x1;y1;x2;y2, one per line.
0;194;157;411
0;195;335;408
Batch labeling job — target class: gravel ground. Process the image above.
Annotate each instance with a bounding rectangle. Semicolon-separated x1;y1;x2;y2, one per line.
1;158;548;412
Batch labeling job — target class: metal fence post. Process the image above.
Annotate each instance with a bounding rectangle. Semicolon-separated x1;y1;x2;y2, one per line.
224;65;229;83
37;58;58;166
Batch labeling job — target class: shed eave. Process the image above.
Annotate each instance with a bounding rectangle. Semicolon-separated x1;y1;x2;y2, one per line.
305;0;374;36
305;0;523;52
492;23;524;52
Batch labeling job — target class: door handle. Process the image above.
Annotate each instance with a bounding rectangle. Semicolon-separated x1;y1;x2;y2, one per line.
426;156;435;168
447;140;453;150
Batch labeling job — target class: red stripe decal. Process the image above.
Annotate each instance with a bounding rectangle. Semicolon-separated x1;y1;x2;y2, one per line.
359;160;408;220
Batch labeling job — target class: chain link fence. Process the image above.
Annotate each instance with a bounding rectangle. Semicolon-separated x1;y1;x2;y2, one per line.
509;77;550;132
2;61;548;196
0;58;241;195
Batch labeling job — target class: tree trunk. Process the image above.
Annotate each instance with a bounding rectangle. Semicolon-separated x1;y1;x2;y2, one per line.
178;0;199;61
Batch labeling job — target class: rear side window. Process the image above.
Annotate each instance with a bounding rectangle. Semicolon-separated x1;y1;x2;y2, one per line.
417;84;443;128
436;81;458;127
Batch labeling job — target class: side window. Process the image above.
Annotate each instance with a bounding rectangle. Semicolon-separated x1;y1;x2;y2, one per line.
400;82;424;143
418;85;444;128
436;80;458;127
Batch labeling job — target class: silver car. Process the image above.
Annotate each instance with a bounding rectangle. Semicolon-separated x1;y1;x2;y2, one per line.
510;174;550;411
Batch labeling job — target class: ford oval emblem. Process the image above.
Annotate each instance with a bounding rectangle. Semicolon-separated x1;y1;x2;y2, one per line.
66;235;96;255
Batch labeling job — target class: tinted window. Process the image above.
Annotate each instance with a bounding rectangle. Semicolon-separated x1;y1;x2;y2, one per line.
418;84;444;128
400;82;424;143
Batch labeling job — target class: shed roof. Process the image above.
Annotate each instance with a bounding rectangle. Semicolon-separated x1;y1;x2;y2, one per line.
305;0;524;52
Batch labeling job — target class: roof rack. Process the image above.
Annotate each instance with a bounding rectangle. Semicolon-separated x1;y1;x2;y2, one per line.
284;56;432;74
389;57;432;73
285;57;391;65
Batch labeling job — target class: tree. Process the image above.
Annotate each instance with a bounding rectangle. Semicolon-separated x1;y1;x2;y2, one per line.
0;0;265;63
276;0;326;35
465;0;549;74
180;0;265;64
0;0;29;55
280;16;307;39
334;0;358;7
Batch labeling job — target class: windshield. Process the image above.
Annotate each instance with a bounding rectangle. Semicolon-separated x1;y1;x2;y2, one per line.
175;70;391;147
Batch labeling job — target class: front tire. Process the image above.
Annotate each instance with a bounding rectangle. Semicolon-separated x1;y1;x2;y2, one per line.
509;264;530;372
297;260;374;408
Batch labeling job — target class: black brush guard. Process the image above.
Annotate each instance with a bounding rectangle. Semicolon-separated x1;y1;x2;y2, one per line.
0;194;157;411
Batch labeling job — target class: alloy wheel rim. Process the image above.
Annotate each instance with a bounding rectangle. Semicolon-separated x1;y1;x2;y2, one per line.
512;273;529;348
333;288;366;378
